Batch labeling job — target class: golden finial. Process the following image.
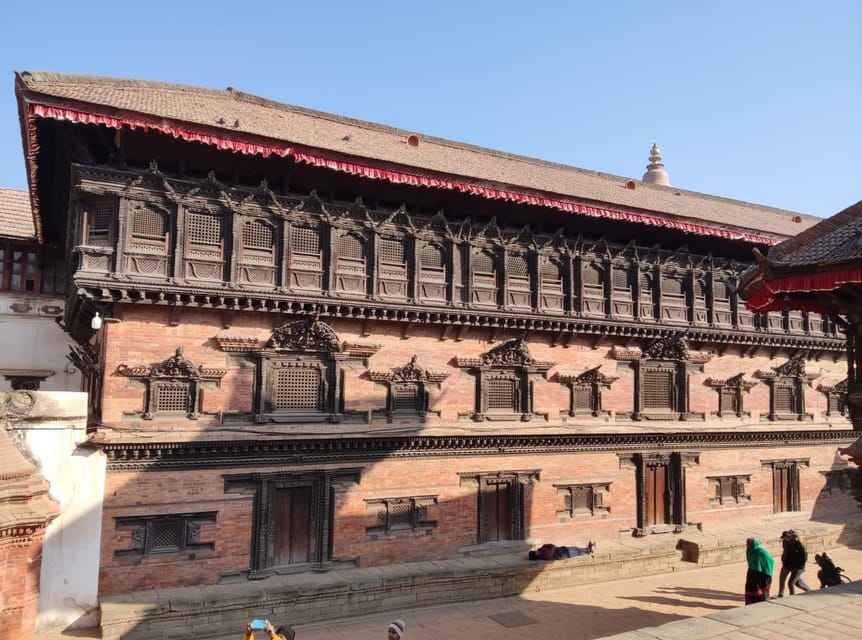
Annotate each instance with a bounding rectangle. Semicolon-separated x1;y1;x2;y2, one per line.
649;142;662;165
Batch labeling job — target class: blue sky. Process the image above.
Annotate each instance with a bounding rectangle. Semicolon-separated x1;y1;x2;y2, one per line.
1;1;859;218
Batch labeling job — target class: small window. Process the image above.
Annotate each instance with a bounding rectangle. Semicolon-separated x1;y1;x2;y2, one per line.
85;201;115;246
153;382;191;413
241;220;275;264
336;233;365;261
114;512;216;559
379;238;405;264
541;259;562;282
365;496;437;534
129;204;168;250
720;387;740;414
419;243;444;271
187;212;223;257
291;226;321;256
663;276;684;295
714;279;729;300
474;250;496;274
391;382;420;412
583;263;602;286
0;244;40;292
508;255;529;279
643;369;674;410
486;377;517;412
555;483;610;518
708;475;750;506
272;367;321;411
774;383;794;414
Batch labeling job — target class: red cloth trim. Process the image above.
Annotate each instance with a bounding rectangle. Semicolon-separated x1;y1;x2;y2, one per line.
745;266;862;313
30;103;780;245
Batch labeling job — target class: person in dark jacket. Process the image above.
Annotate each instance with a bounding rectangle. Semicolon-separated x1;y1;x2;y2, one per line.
782;530;812;595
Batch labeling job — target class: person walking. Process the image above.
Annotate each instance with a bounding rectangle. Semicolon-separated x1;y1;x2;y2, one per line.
783;530;812;595
744;537;774;604
776;530;792;597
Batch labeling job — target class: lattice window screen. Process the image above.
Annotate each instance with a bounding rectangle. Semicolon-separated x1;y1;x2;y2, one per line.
291;227;320;255
541;260;562;281
640;271;652;293
663;277;684;295
187;213;222;246
155;383;190;413
572;486;591;512
694;279;706;298
720;388;739;413
643;369;674;410
243;221;274;250
88;203;113;246
574;386;593;412
388;501;413;527
379;238;405;264
774;383;794;413
612;266;630;289
149;520;183;552
392;383;419;412
714;280;729;300
419;244;444;269
583;263;602;286
336;233;365;260
487;378;516;411
508;255;529;278
828;394;842;414
273;368;320;410
474;250;496;274
132;206;167;240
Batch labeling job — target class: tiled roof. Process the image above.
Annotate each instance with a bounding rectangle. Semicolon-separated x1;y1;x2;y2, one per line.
767;199;862;267
0;188;35;240
15;71;818;241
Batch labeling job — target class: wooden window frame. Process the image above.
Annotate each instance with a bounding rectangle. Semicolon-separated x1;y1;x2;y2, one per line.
365;495;438;535
554;482;611;518
0;241;41;293
707;475;751;506
114;512;216;559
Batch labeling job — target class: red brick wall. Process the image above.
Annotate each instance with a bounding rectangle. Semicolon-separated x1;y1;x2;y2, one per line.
0;531;46;640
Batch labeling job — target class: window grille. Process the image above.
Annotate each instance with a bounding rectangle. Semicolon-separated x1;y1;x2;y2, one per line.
243;220;274;250
336;233;365;260
574;386;593;412
379;238;405;264
291;227;320;255
149;520;183;552
508;255;529;278
114;512;216;559
2;245;39;292
154;383;190;413
774;383;794;413
392;383;419;412
643;369;674;410
694;279;706;298
366;496;437;534
487;377;516;411
474;250;496;274
388;500;413;528
541;260;562;281
131;205;167;243
714;280;729;300
273;368;320;410
612;266;630;289
828;394;843;414
720;387;739;414
87;202;114;246
419;243;444;270
572;486;591;512
583;263;602;286
187;213;222;250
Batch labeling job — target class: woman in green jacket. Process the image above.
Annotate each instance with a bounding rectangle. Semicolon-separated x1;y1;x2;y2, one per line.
744;537;775;604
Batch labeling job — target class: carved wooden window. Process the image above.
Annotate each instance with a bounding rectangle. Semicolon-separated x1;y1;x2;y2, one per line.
663;276;684;295
186;212;223;258
377;236;408;298
508;255;529;279
719;387;740;415
583;263;603;287
287;225;323;290
266;361;327;414
369;355;447;420
573;386;593;413
471;249;498;306
643;367;675;410
0;242;40;292
391;383;421;412
630;335;696;420
129;203;168;252
419;243;444;271
114;512;216;559
417;243;446;301
612;265;631;291
365;496;437;534
291;226;321;259
241;220;276;265
336;232;365;261
506;253;531;307
152;382;192;414
83;200;116;246
486;375;519;412
539;258;564;311
474;250;496;275
708;475;750;506
555;483;610;518
713;279;729;301
379;238;405;264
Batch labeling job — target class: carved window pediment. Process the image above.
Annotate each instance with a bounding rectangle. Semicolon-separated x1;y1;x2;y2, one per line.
368;355;449;420
266;316;342;352
558;366;618;418
643;334;690;361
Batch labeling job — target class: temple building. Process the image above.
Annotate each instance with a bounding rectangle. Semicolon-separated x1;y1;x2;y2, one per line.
12;71;859;614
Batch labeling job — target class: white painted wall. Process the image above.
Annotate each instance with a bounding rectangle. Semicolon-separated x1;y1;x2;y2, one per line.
0;291;81;392
19;391;106;632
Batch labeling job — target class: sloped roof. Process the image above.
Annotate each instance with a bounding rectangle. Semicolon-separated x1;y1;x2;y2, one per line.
15;71;818;243
0;188;36;240
767;199;862;267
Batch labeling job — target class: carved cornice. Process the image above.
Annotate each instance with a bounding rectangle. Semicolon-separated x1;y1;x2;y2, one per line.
643;334;691;361
117;347;226;380
266;316;341;352
756;355;819;382
819;378;848;393
341;342;382;358
455;337;554;370
558;365;619;386
610;347;642;361
368;355;450;383
214;336;262;352
99;429;859;471
705;373;757;391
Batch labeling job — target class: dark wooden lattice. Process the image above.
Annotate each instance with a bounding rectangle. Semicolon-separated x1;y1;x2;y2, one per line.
419;243;444;269
612;266;630;289
508;255;529;278
273;368;320;410
388;500;413;527
291;227;321;255
574;386;593;412
336;233;365;259
663;276;684;295
541;259;562;281
474;250;496;274
487;377;516;411
774;383;794;413
154;383;190;413
694;279;706;298
643;369;674;410
714;279;729;300
87;202;114;246
130;205;167;248
243;220;274;249
640;271;652;292
149;520;183;552
583;263;602;286
187;212;222;255
392;383;420;412
720;387;739;414
379;238;405;264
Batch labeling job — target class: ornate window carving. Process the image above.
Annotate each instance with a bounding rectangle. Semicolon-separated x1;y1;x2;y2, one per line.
707;475;751;506
114;512;216;559
638;269;656;320
755;356;818;421
256;317;352;423
660;272;688;324
117;347;225;420
506;253;531;308
82;199;116;247
762;458;808;513
288;224;323;290
455;337;554;422
377;235;408;298
225;468;361;577
692;276;708;324
705;373;756;417
558;366;618;417
539;257;564;311
239;219;277;286
185;210;225;281
368;355;449;420
620;334;709;421
554;483;610;518
334;231;367;294
471;248;498;307
417;241;447;301
124;201;171;277
819;378;848;417
712;276;733;326
365;495;438;535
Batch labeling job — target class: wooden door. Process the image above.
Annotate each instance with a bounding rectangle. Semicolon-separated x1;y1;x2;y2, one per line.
773;466;794;513
645;463;670;526
481;477;513;543
272;486;312;565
